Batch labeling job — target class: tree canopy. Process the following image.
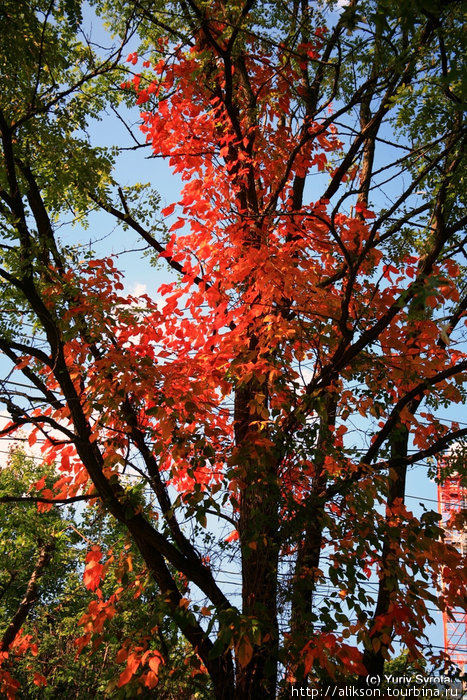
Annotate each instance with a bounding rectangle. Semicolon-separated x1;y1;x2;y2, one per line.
0;0;466;697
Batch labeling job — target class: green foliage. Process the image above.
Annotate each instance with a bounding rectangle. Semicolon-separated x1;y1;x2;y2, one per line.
0;452;76;622
0;453;211;697
0;0;117;218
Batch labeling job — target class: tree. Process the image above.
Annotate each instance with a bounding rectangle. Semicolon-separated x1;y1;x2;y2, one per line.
0;451;209;698
0;451;64;697
0;0;466;698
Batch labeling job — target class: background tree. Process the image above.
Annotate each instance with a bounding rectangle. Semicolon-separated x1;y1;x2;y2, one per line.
0;451;210;698
0;450;65;697
0;0;466;698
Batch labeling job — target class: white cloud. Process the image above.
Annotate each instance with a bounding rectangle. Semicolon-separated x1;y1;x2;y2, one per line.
132;282;147;297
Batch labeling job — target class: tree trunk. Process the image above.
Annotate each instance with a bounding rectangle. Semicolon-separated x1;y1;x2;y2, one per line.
1;540;55;652
235;373;280;698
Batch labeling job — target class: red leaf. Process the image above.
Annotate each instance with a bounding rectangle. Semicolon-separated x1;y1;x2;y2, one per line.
118;653;141;687
162;202;176;216
236;635;253;668
168;217;185;232
33;673;47;687
148;651;163;675
83;546;104;591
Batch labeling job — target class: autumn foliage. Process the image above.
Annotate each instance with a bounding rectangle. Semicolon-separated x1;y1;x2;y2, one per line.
0;0;466;698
